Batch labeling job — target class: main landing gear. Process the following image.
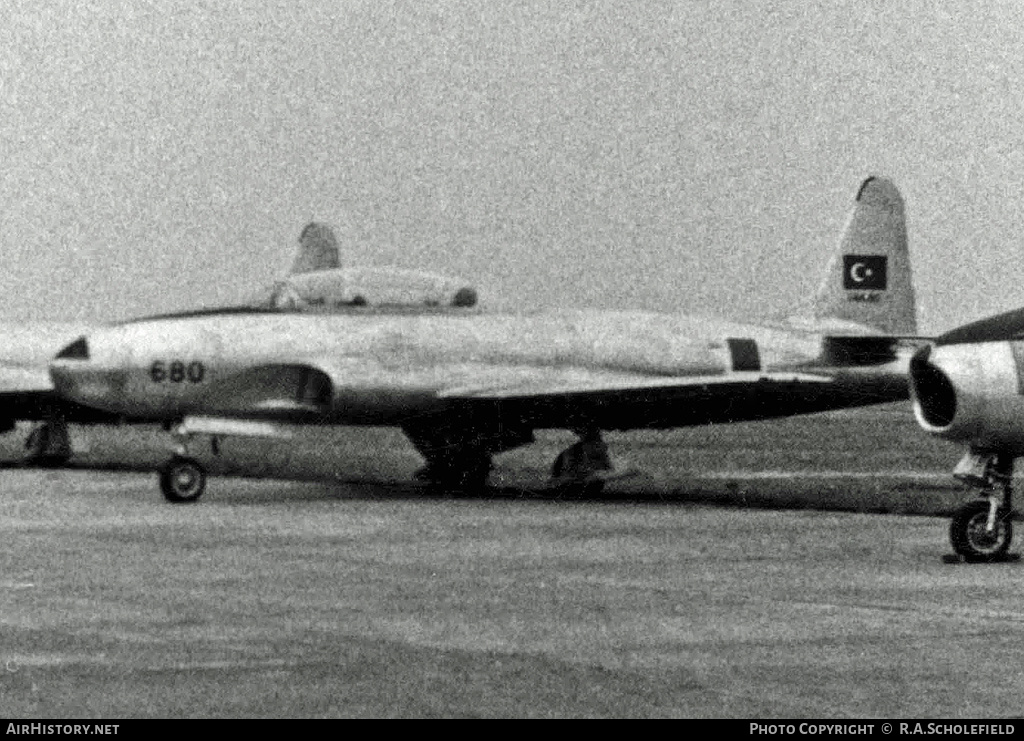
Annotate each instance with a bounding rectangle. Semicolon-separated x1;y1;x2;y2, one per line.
414;449;493;493
403;420;532;495
157;423;212;503
947;450;1018;563
24;418;72;467
403;419;622;498
548;428;618;498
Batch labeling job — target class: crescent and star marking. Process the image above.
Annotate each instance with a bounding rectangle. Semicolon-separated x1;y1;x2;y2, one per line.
850;262;873;282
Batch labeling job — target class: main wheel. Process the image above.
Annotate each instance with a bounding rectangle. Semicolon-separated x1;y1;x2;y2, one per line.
950;499;1014;562
159;457;207;503
24;421;72;467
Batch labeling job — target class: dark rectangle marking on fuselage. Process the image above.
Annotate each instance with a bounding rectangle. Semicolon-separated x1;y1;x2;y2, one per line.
727;338;761;372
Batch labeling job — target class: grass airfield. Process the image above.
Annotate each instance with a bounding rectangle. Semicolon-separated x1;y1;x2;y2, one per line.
3;404;1024;718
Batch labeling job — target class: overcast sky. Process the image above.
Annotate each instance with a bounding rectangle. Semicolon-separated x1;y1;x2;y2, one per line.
3;1;1023;332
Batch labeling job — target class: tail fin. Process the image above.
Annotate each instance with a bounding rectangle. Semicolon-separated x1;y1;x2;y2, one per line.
813;176;917;335
290;222;340;274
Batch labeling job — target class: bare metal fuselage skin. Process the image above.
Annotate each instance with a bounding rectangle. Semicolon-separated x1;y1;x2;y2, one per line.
49;308;910;431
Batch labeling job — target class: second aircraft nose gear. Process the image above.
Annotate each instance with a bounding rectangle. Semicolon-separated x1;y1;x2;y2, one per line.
947;450;1018;563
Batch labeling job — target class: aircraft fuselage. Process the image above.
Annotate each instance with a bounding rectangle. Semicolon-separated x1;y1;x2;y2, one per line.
48;308;910;430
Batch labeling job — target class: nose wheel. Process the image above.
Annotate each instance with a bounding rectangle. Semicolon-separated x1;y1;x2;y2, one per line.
950;499;1014;562
159;456;207;503
947;450;1018;562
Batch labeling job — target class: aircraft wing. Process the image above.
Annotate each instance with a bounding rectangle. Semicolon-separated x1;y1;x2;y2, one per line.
0;364;58;428
0;364;55;395
435;366;841;430
0;322;121;425
0;321;93;397
440;369;832;400
0;362;124;424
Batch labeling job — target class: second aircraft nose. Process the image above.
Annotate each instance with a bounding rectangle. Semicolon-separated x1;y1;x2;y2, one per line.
911;340;1024;448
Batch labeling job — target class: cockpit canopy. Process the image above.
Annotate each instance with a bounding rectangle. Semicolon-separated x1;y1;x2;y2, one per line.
252;266;478;312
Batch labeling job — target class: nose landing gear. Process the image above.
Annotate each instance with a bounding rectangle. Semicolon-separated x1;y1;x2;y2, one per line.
159;456;207;503
157;423;208;503
947;451;1019;563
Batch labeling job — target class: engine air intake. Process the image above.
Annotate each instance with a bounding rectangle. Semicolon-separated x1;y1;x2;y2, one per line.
910;348;956;429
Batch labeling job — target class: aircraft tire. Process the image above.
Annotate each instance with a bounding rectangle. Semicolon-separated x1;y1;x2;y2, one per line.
159;457;207;503
24;421;72;467
950;499;1013;562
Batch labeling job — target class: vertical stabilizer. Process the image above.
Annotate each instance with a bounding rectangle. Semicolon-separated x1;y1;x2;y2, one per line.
813;177;917;335
290;222;340;274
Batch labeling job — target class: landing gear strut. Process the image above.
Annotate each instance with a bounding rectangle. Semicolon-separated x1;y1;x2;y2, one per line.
948;450;1016;562
549;428;616;498
24;418;72;467
403;419;533;496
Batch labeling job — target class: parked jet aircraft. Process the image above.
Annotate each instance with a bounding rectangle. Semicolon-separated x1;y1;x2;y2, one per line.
0;222;479;463
44;176;925;503
910;307;1024;561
